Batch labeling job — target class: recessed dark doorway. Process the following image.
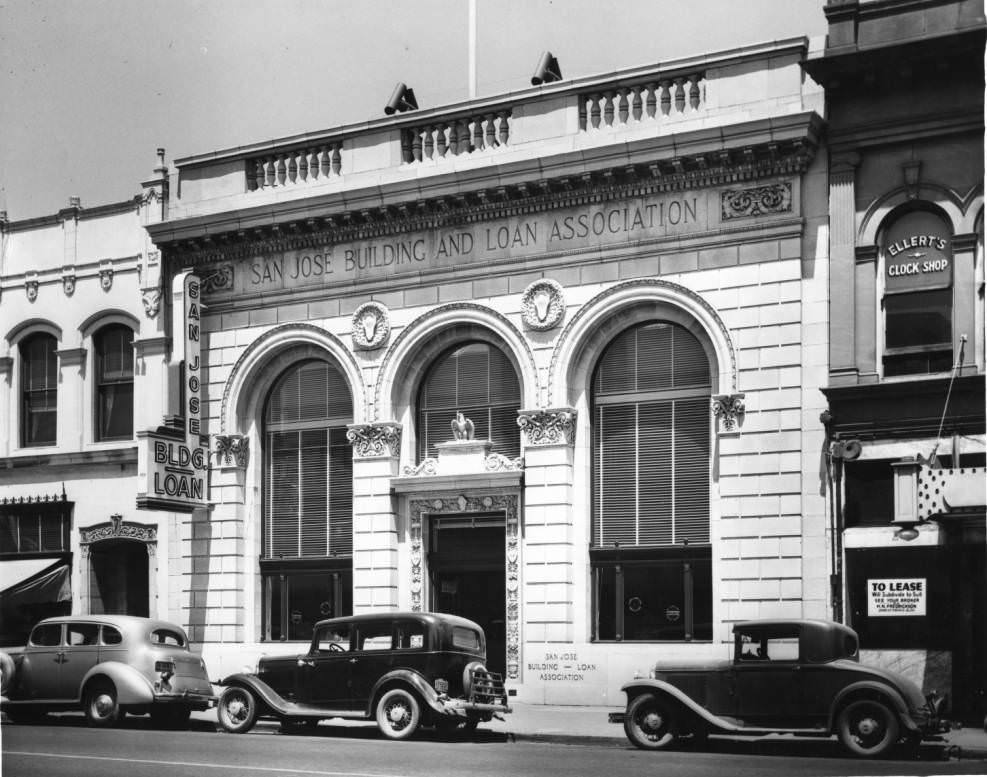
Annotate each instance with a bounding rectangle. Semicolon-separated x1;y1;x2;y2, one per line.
428;514;506;677
89;538;148;616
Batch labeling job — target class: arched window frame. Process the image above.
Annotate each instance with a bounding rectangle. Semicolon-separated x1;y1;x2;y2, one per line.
878;204;955;378
589;320;713;643
260;358;354;642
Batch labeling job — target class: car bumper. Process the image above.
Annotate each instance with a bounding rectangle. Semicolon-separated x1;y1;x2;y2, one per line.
437;698;512;717
153;690;217;709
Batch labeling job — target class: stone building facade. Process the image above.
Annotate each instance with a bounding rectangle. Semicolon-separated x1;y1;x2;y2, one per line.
805;0;986;724
143;38;830;704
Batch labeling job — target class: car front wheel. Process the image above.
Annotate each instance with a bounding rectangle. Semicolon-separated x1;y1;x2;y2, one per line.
84;681;121;727
624;693;677;750
837;698;900;758
376;688;421;740
217;686;259;734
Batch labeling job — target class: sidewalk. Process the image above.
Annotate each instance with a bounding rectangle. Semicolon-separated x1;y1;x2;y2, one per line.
193;703;987;759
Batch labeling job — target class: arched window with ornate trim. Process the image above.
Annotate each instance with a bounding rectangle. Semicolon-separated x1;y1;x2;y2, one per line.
416;341;521;461
20;333;58;447
590;321;713;642
262;359;353;641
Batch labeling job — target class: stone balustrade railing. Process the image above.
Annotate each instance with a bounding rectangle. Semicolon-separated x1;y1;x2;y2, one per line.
401;110;511;164
579;73;705;131
246;142;343;191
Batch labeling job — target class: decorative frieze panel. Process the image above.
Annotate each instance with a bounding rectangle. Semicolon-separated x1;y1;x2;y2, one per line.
402;458;438;477
409;493;521;680
520;279;565;331
351;302;390;351
721;182;792;220
517;408;577;447
484;453;524;472
346;422;402;458
214;434;250;468
201;263;235;294
712;393;746;433
79;513;157;545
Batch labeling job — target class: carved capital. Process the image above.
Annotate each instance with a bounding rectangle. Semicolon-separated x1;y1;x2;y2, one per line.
346;422;402;458
142;287;162;318
712;393;746;433
351;301;391;351
214;434;250;468
517;407;577;447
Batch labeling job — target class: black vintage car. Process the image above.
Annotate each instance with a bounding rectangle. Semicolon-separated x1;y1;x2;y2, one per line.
611;619;950;757
216;611;510;739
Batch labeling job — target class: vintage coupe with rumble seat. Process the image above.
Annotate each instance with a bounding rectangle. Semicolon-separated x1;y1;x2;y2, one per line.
216;611;510;740
610;619;950;758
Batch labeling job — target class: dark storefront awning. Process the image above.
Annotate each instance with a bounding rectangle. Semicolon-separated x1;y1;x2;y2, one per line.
0;559;71;647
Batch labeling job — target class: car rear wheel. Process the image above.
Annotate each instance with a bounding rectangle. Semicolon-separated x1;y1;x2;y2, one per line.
375;688;421;740
837;698;900;758
217;686;259;734
84;681;121;728
624;693;676;750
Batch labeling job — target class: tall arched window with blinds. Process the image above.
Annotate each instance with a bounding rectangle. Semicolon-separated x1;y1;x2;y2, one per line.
416;342;521;461
591;322;713;642
262;360;353;641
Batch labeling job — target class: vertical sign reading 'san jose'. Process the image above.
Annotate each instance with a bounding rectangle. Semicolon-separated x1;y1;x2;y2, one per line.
136;270;208;512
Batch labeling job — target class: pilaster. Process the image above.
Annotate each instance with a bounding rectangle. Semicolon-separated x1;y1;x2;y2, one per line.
133;335;170;431
952;233;979;374
518;408;576;642
0;357;12;457
829;153;859;383
347;422;402;611
55;346;86;448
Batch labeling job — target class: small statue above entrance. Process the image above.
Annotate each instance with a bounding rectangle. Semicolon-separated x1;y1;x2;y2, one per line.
451;412;475;441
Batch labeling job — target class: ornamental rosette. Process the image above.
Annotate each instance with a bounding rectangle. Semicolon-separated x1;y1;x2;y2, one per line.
346;422;402;458
720;182;792;220
520;279;565;331
517;408;577;446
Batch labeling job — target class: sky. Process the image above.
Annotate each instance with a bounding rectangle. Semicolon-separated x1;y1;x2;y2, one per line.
0;0;828;220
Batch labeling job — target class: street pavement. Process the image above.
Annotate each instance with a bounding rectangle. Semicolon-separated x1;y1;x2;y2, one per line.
190;701;987;759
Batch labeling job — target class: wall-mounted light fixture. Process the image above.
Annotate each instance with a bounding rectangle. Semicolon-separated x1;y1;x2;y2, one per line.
531;51;562;85
384;82;418;115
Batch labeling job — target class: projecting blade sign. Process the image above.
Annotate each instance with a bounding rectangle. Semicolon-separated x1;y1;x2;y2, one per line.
136;271;209;513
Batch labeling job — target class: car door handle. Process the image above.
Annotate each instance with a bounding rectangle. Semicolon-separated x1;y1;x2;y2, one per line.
349;658;358;664
297;658;314;667
55;651;65;663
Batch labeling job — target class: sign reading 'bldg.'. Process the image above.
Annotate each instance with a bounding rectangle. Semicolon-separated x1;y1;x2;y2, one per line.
137;272;208;513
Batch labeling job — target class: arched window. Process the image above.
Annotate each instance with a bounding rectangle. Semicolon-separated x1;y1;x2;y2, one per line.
262;360;353;641
94;324;134;441
20;333;58;447
416;342;521;461
882;209;953;376
591;321;712;642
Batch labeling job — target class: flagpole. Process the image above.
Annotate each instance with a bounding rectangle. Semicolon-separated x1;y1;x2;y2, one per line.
468;0;477;98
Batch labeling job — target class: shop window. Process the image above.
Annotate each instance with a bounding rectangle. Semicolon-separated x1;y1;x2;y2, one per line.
262;360;353;641
0;506;71;555
94;324;135;441
416;342;521;462
843;460;894;528
20;333;58;447
882;210;953;377
590;322;712;642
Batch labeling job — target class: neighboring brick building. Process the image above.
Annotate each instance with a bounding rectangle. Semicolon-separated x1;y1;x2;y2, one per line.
140;38;830;704
805;0;985;724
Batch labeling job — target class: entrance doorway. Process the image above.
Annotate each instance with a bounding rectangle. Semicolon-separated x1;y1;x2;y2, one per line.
89;539;149;616
428;515;506;676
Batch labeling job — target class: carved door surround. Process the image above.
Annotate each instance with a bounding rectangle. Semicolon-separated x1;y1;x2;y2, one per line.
78;515;158;616
407;491;521;681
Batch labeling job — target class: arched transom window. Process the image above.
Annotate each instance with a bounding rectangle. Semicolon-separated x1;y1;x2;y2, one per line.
416;342;521;461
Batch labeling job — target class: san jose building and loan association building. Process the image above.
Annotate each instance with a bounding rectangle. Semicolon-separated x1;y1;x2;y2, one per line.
0;1;983;717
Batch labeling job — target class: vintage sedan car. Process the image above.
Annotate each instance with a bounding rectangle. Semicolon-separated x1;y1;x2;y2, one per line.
0;615;215;728
216;611;511;740
610;619;949;758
